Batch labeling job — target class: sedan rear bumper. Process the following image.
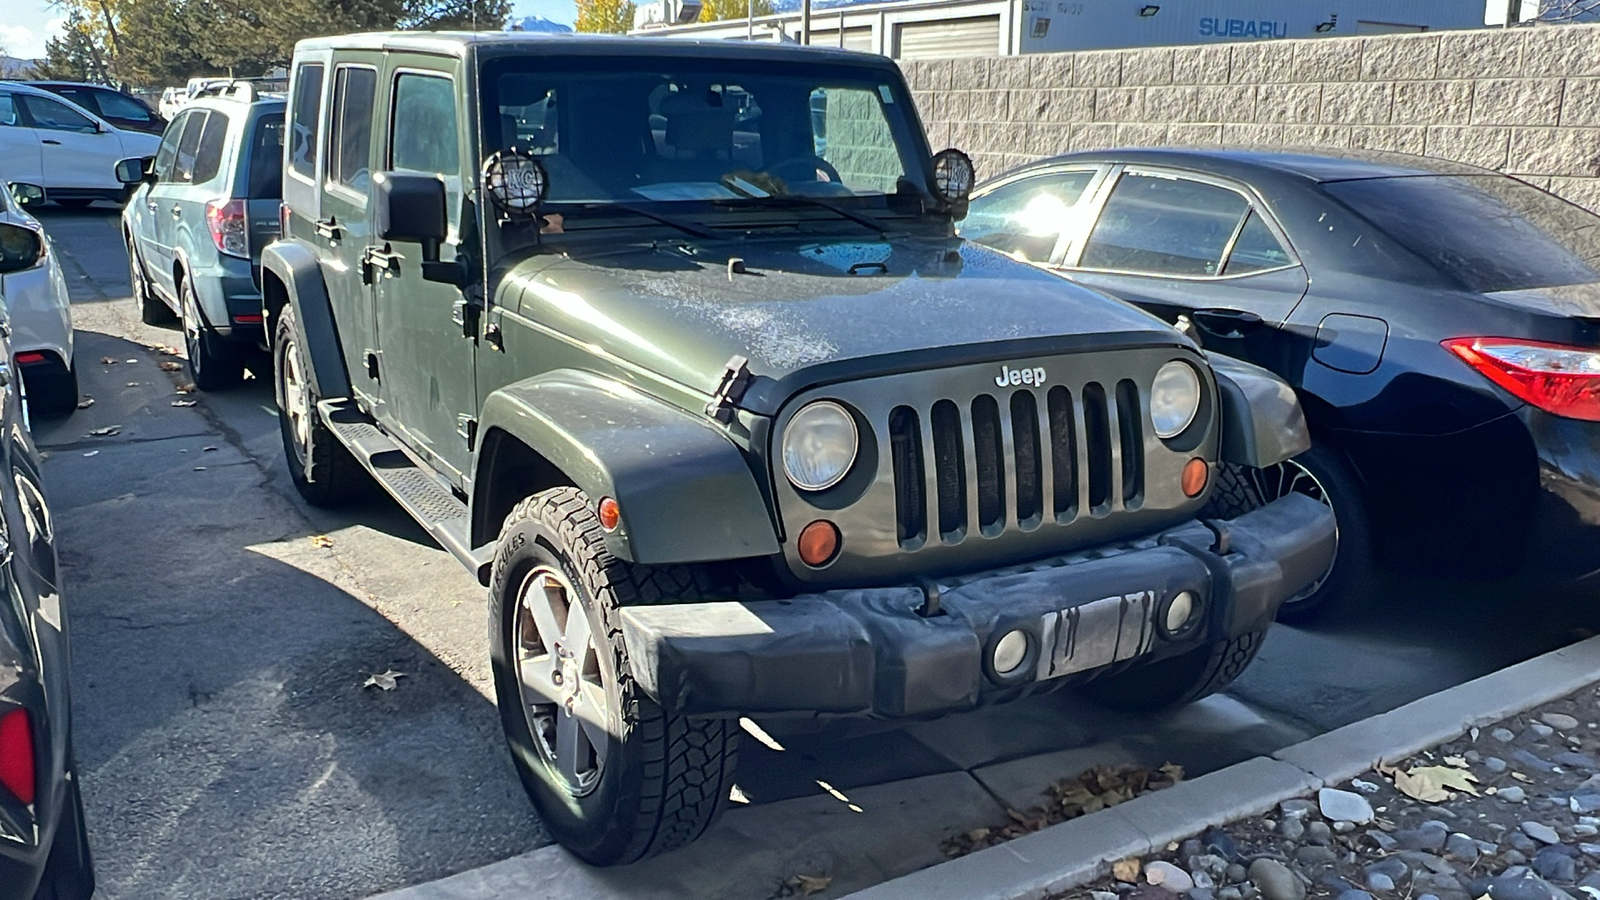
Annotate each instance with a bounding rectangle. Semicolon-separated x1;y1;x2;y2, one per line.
621;493;1335;719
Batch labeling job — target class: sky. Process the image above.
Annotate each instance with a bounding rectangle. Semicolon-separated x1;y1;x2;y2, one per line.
2;0;577;61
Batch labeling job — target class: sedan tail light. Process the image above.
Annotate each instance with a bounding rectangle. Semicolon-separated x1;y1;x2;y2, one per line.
205;198;249;259
0;708;34;805
1444;337;1600;421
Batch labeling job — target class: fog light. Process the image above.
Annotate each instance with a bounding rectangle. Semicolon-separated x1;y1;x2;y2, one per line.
798;520;841;567
1182;458;1209;497
992;629;1030;675
1166;590;1197;634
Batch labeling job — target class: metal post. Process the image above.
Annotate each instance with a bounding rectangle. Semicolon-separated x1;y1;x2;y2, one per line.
747;0;753;40
801;0;811;45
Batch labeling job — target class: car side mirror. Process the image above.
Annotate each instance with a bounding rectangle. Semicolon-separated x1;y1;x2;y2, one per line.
0;224;44;274
374;171;448;262
114;157;154;186
7;183;44;208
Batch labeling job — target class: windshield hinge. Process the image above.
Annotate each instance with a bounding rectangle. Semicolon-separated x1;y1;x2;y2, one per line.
457;415;478;450
705;355;754;424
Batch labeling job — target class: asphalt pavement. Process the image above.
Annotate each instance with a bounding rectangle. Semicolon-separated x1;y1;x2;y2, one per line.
29;203;1600;900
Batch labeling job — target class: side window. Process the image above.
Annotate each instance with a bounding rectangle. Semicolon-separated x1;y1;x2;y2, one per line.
166;111;209;183
154;111;188;179
1079;173;1250;277
190;111;229;183
391;73;459;175
95;91;154;122
289;63;325;180
329;67;378;192
960;171;1097;264
0;93;17;127
19;94;98;133
1223;210;1293;275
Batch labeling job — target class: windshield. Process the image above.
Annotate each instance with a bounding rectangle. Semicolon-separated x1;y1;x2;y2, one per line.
480;56;931;231
1323;174;1600;293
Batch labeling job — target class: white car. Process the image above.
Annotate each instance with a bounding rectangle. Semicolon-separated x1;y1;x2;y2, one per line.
0;182;76;416
0;82;161;208
159;86;186;119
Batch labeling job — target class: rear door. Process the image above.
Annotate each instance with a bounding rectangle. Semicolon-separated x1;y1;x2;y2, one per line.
1061;167;1309;365
242;109;286;287
318;57;382;405
16;92;122;190
0;91;42;186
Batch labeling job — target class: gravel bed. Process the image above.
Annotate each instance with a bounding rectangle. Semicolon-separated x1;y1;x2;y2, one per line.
1050;685;1600;900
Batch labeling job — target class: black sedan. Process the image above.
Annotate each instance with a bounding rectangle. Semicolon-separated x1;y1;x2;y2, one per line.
961;148;1600;621
17;82;165;136
0;223;92;898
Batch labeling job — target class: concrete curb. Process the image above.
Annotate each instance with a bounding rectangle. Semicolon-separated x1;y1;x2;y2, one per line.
838;633;1600;900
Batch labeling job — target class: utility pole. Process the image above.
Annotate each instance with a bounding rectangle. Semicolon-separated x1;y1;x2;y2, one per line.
747;0;753;40
800;0;810;44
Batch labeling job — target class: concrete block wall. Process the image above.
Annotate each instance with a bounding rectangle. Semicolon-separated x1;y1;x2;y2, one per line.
900;23;1600;211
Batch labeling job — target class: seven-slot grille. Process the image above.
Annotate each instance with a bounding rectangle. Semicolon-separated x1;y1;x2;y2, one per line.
888;381;1146;547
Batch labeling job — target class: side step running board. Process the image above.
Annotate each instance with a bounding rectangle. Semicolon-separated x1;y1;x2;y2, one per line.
320;400;495;583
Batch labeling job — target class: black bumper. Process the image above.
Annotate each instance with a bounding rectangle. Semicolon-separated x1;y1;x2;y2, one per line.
621;493;1336;718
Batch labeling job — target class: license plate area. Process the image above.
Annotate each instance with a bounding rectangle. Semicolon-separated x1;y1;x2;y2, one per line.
1035;589;1160;681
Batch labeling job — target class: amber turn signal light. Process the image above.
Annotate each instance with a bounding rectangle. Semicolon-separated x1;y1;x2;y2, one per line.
798;520;841;567
1182;458;1209;498
598;497;621;531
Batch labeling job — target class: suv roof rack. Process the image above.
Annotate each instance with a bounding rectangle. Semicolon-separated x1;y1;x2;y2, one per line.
191;78;287;103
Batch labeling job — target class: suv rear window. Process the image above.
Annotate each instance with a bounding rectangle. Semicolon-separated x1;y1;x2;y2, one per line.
248;113;284;199
1324;175;1600;293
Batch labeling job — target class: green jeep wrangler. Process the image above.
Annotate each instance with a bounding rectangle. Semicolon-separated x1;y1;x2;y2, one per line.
261;32;1336;865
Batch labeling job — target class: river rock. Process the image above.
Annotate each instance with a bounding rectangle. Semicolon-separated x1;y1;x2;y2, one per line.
1554;752;1599;770
1189;890;1215;900
1504;851;1528;866
1487;757;1510;773
1399;823;1451;852
1529;723;1556;740
1337;891;1376;900
1194;871;1217;890
1515;750;1560;773
1149;862;1197;892
1306;822;1333;846
1571;794;1600;814
1524;822;1563;845
1578;843;1600;858
1368;874;1396;892
1297;846;1338;866
1318;874;1356;893
1532;848;1577;884
1191;855;1229;880
1250;859;1306;900
1204;827;1240;861
1320;788;1376;824
1369;831;1400;852
1494;728;1518;742
1227;865;1249;884
1502;787;1529;804
1489;871;1569;900
1279;817;1305;842
1446;833;1481;864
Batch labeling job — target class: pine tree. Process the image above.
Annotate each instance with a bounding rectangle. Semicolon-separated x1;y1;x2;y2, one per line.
34;11;111;82
574;0;635;33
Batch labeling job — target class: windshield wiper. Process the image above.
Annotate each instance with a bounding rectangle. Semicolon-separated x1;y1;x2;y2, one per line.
731;193;892;237
560;203;718;241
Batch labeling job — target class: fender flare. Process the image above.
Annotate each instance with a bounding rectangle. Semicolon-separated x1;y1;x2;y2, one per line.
1210;354;1311;469
260;239;351;399
474;370;780;565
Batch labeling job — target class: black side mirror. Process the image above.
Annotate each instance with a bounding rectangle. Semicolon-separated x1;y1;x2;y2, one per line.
374;171;448;262
0;224;44;274
7;183;44;208
114;157;154;186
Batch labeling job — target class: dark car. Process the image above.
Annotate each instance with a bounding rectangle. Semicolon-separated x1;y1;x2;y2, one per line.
0;256;93;898
118;81;284;390
962;147;1600;621
23;82;165;136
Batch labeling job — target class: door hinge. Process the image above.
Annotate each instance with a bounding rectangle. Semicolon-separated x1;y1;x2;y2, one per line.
457;415;478;450
364;350;380;381
704;355;753;424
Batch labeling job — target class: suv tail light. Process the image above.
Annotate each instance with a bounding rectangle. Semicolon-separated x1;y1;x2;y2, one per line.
1444;337;1600;421
0;708;34;805
205;198;248;259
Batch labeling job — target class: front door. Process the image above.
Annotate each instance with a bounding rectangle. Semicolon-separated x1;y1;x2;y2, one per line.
16;92;122;191
0;91;42;186
372;62;477;482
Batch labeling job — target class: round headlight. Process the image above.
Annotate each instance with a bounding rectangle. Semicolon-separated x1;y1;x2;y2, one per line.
1151;361;1201;439
782;401;859;491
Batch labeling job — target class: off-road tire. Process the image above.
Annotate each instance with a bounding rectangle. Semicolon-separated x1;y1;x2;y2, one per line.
22;362;78;419
180;275;244;391
489;487;739;866
32;769;95;900
126;232;173;326
1203;445;1375;625
1078;630;1267;713
273;304;363;507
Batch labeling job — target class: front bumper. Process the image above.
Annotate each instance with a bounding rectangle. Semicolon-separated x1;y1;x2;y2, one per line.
622;493;1335;718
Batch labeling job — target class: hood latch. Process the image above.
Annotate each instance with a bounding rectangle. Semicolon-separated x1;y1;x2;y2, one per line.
705;355;754;424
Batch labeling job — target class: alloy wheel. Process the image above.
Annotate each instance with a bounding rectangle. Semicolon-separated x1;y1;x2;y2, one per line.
513;564;610;795
278;336;312;467
1246;459;1339;604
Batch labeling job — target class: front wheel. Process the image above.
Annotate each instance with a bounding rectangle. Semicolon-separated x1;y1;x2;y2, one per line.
1078;631;1267;712
273;305;363;507
489;487;738;866
1203;444;1374;624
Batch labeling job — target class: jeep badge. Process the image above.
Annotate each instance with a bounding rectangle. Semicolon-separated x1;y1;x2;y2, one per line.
996;365;1047;387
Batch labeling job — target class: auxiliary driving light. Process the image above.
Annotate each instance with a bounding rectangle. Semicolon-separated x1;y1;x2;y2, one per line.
1165;590;1198;635
992;629;1030;676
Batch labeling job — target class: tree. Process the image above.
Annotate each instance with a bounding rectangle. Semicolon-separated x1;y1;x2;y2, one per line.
574;0;634;33
34;11;112;83
698;0;772;23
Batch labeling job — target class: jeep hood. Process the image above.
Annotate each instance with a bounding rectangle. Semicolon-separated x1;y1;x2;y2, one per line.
496;236;1188;413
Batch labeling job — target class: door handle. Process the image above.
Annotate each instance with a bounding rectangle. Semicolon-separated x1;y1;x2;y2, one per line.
1192;308;1264;339
314;217;342;240
147;201;157;213
361;245;404;282
171;204;182;219
40;139;60;146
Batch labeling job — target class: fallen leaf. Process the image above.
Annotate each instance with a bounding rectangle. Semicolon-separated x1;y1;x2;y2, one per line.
85;425;121;437
125;358;137;364
1513;771;1533;783
82;450;98;457
1159;762;1185;783
99;356;118;365
1113;858;1141;883
1443;756;1469;768
310;535;334;549
175;383;196;394
1391;765;1480;802
793;875;830;897
126;382;140;387
171;399;197;407
159;361;183;372
76;397;94;409
156;346;180;356
202;446;217;452
363;669;404;691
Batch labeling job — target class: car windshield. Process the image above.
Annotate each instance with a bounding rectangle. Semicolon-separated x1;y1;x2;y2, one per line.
1323;174;1600;293
479;56;930;238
